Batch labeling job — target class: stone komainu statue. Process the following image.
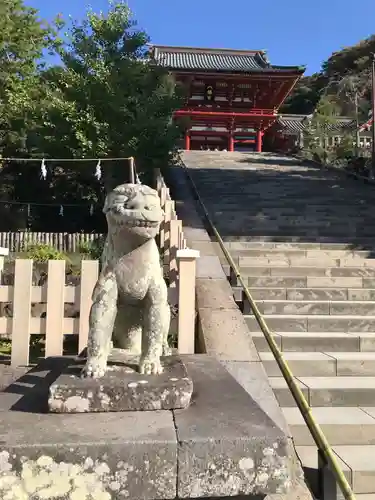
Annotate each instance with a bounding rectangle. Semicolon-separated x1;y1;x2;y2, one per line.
82;183;171;378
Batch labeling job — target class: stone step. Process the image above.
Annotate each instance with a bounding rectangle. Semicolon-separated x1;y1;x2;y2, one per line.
222;237;375;247
212;212;371;221
212;212;375;220
218;209;368;217
198;183;369;191
223;248;372;259
260;352;336;376
224;240;375;250
217;222;375;233
250;300;375;316
233;287;288;301
226;226;375;238
202;197;375;205
236;256;375;268
199;184;369;191
210;206;375;215
223;242;347;251
212;211;375;221
210;209;375;218
284;407;375;446
213;213;373;223
218;228;375;238
270;376;375;407
244;276;375;289
296;444;375;494
237;266;375;277
245;314;375;333
232;286;375;302
260;351;375;377
251;332;375;353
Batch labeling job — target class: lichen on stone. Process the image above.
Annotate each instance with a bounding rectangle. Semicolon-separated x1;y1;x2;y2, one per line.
0;450;134;500
182;443;293;498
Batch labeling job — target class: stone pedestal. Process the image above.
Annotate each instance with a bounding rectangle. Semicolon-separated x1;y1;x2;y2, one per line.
0;355;302;500
49;350;193;413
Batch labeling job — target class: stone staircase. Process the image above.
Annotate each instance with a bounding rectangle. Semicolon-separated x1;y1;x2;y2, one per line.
181;150;375;499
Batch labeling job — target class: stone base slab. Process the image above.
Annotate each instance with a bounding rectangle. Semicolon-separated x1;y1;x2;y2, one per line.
48;351;193;413
0;355;300;499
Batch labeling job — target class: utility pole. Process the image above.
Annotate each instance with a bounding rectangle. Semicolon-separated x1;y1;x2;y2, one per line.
371;53;375;176
354;92;360;155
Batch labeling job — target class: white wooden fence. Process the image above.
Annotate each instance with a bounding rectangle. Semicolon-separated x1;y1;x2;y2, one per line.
1;173;199;366
0;232;103;253
156;170;199;355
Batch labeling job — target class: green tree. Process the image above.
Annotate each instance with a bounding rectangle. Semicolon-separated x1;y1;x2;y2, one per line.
32;2;183;185
303;95;342;163
0;0;56;157
285;34;374;119
0;2;183;232
281;74;327;115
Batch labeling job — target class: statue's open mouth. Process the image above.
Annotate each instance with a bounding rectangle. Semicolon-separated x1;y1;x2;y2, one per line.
123;219;159;228
109;207;162;229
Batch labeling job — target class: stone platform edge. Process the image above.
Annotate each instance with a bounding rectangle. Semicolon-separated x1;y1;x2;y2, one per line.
0;354;303;500
163;157;314;500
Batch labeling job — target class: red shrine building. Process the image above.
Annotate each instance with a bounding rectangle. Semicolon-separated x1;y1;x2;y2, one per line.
150;45;305;152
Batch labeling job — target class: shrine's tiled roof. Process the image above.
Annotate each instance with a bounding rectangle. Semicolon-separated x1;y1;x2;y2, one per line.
150;45;305;74
277;115;308;134
277;115;356;135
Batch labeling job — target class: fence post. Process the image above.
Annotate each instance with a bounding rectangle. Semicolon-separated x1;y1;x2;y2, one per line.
78;260;99;354
170;200;176;220
11;259;33;367
167;219;182;306
160;186;167;209
0;247;9;282
163;200;173;265
178;229;186;250
176;248;200;354
153;168;161;190
129;157;135;184
45;260;66;357
169;219;182;283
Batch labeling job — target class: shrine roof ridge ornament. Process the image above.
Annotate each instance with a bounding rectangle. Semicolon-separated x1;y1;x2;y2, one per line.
149;44;306;74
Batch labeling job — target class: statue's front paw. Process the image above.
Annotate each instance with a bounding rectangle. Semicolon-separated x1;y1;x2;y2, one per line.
139;356;163;375
81;357;107;379
162;345;172;356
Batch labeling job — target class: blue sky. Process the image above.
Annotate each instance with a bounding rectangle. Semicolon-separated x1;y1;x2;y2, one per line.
29;0;375;75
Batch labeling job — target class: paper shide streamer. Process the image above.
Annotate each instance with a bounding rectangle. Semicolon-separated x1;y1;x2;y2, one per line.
95;159;102;180
40;159;47;180
0;155;131;215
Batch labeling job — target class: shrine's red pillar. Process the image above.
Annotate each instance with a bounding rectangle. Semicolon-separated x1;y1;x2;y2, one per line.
256;130;263;153
228;133;234;152
184;132;191;151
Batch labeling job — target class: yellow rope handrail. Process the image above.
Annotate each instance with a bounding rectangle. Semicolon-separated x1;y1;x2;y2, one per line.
182;164;356;500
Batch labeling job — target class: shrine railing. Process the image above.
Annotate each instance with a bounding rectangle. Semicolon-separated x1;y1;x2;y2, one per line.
174;108;276;117
156;171;199;355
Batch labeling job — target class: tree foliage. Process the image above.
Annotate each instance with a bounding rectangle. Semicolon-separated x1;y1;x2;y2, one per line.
283;35;375;120
281;74;326;115
0;0;57;157
302;95;355;164
0;1;183;232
